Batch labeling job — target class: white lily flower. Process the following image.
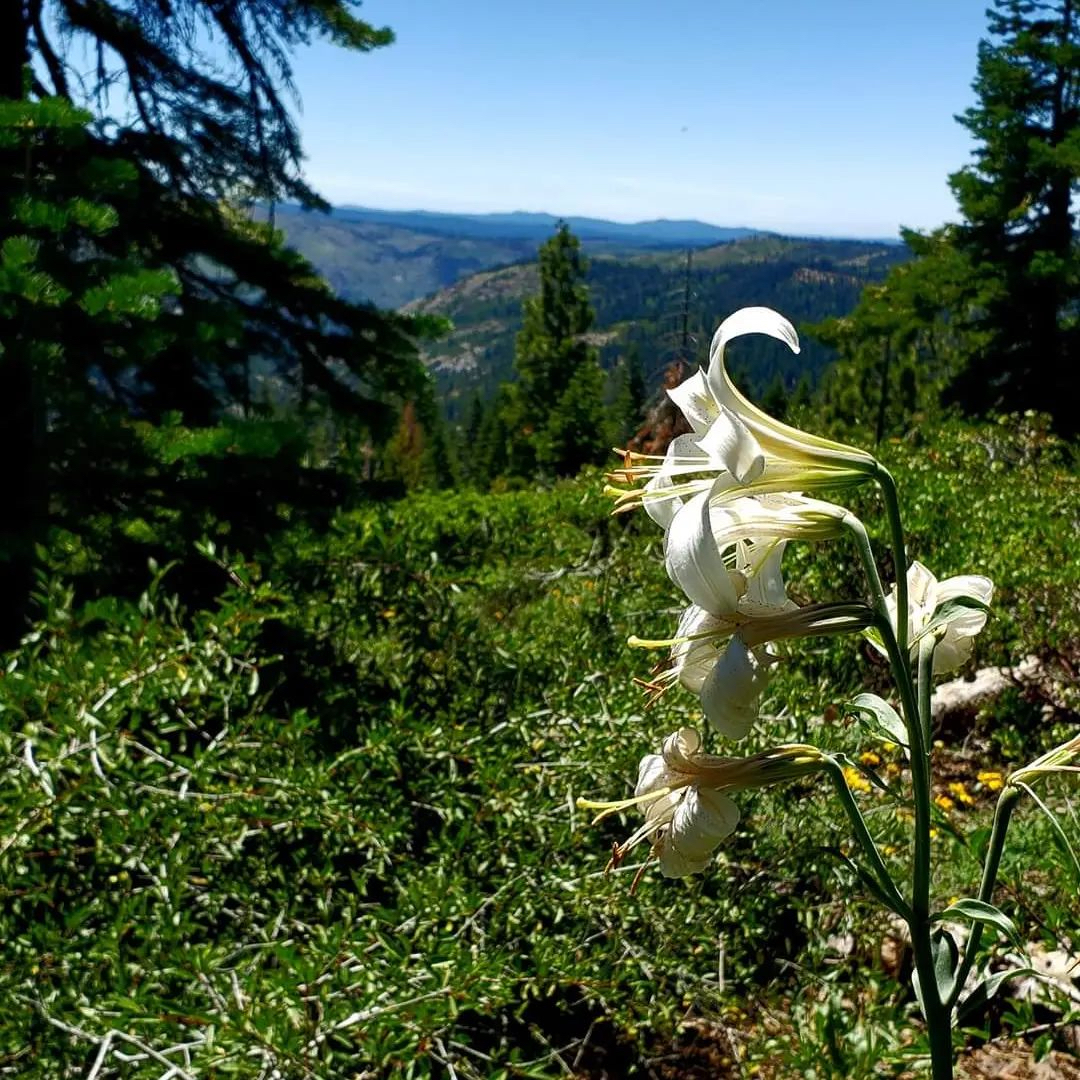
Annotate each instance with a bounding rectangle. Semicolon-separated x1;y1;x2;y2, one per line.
705;307;878;475
689;605;869;742
868;561;994;674
627;420;767;528
634;533;792;696
636;507;872;738
663;483;849;618
578;728;827;878
639;538;791;693
636;481;870;735
606;307;877;524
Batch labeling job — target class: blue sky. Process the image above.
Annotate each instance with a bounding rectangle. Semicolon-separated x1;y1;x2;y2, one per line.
290;1;992;238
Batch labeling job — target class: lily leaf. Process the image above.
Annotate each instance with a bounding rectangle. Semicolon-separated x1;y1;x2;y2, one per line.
911;595;991;646
931;927;960;1001
1012;780;1080;887
936;898;1019;944
846;693;908;750
956;966;1041;1026
831;751;898;798
820;845;908;918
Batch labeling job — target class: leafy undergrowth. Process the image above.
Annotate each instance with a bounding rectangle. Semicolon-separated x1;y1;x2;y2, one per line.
1;418;1077;1077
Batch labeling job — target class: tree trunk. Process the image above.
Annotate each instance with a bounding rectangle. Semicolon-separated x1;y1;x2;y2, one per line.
0;2;44;647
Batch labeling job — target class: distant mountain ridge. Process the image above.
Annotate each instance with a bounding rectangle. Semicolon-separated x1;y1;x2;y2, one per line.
265;205;909;422
328;205;761;246
269;203;763;309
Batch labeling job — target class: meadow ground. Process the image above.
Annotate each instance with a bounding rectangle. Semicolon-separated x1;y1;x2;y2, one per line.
3;416;1078;1078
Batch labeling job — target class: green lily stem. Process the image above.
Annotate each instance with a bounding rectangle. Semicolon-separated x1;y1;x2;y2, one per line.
918;635;935;780
846;510;952;1075
946;787;1021;1010
911;636;953;1078
873;463;910;657
826;758;912;919
872;621;955;1076
842;513;892;633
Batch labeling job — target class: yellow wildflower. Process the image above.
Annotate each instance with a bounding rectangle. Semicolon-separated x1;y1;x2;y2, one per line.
977;770;1004;792
843;765;872;794
947;781;975;806
859;751;881;767
934;794;955;812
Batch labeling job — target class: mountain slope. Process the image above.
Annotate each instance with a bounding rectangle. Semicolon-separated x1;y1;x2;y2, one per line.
408;236;909;420
269;205;764;307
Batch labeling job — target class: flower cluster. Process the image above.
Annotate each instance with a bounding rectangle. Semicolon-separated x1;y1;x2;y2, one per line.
584;306;994;880
617;310;875;747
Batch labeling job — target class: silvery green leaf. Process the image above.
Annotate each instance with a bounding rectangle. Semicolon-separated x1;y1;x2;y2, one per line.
936;898;1019;944
847;692;908;749
931;927;959;1001
956;966;1041;1025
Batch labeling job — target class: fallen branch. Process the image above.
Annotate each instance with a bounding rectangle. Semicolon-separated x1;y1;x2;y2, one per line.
931;656;1046;722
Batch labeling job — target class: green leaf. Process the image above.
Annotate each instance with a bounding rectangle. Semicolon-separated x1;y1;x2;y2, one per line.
820;845;908;917
846;693;908;749
911;595;991;647
931;927;960;1001
936;898;1019;943
966;825;992;863
1012;780;1080;887
956;966;1040;1025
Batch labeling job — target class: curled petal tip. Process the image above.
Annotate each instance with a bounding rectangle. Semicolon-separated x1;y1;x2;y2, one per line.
711;306;801;364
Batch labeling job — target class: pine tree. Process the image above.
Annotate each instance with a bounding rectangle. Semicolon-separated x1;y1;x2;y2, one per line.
811;0;1080;437
945;0;1080;426
0;1;434;637
611;345;648;444
510;223;610;476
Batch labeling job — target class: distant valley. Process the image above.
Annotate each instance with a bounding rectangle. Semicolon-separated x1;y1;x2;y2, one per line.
271;204;763;308
271;205;908;417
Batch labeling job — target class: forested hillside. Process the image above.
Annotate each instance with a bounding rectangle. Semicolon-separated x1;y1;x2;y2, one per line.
409;235;908;420
2;1;1078;1078
270;204;762;308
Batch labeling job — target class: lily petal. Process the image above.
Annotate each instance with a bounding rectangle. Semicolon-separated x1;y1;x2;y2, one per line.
694;408;766;485
665;488;739;615
705;307;876;471
643;471;681;530
670;605;729;693
700;635;771;740
667;786;740;859
667;369;720;435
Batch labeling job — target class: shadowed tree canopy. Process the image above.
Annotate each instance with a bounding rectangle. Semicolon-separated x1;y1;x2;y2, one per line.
0;1;437;639
17;0;390;203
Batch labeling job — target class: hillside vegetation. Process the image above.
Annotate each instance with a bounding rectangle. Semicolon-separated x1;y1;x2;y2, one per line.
408;235;908;419
270;205;764;309
5;417;1078;1078
5;2;1079;1077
